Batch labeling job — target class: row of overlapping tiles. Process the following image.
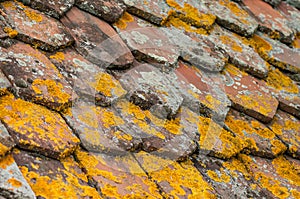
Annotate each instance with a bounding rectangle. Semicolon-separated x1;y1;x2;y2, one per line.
0;0;299;198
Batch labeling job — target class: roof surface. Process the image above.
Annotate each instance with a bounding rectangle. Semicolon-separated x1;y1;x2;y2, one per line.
0;0;299;198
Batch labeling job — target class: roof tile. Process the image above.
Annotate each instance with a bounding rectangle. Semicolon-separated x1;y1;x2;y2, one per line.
269;110;300;159
225;109;287;158
0;122;15;158
243;0;294;44
263;0;282;6
13;149;101;198
0;95;80;159
1;1;74;51
285;0;300;9
114;13;180;67
134;151;218;198
48;48;126;106
0;154;36;199
222;64;278;123
240;154;300;199
210;25;269;78
277;1;300;34
0;69;11;96
75;149;163;198
0;42;75;112
61;7;134;69
20;0;75;19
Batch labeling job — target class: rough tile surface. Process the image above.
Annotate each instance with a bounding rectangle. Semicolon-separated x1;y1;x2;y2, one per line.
0;69;10;96
0;122;15;158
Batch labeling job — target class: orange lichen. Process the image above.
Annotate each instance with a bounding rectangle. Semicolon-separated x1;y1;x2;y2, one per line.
270;140;287;156
225;63;245;76
7;178;22;188
16;1;43;22
292;35;300;48
90;72;126;97
219;0;249;18
0;143;10;157
49;52;65;63
0;94;79;159
220;35;243;52
114;12;134;30
249;34;272;59
207;169;230;183
0;154;14;169
3;27;18;38
222;158;252;180
265;67;299;94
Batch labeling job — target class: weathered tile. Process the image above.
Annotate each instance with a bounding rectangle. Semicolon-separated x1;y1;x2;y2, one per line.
264;66;300;118
263;0;282;6
240;154;300;199
0;42;74;112
225;109;287;158
174;61;231;119
1;1;74;51
0;95;80;160
61;7;134;69
210;25;268;78
76;0;125;23
285;156;300;173
75;149;163;198
19;0;74;19
285;0;300;9
222;64;278;123
202;0;259;37
0;122;15;158
48;48;126;106
0;154;36;199
13;149;101;199
278;1;300;34
118;62;183;119
193;154;272;198
113;99;197;160
0;69;10;96
269;110;300;159
243;0;294;44
63;100;141;154
162;28;228;72
123;0;170;25
134;151;218;198
251;33;300;74
114;13;179;67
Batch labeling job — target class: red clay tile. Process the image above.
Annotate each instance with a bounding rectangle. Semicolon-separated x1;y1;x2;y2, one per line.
0;95;80;160
0;69;10;96
61;7;134;69
210;25;269;78
240;155;300;199
0;154;36;199
193;154;271;198
225;109;287;158
175;61;231;119
1;1;74;51
277;1;300;34
123;0;170;25
269;110;300;159
118;62;183;119
48;48;126;106
243;0;294;44
134;151;218;198
75;149;162;198
0;122;15;158
0;42;75;112
114;13;179;67
20;0;75;19
222;64;278;123
76;0;126;23
13;149;102;198
63;100;142;154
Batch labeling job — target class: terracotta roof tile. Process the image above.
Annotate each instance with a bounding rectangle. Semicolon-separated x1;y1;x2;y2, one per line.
277;1;300;33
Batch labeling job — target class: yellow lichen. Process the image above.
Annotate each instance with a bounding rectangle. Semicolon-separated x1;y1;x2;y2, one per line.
16;1;43;22
222;158;252;181
249;34;272;59
0;143;10;157
114;12;134;30
7;178;22;188
219;0;249;18
220;35;243;52
270;140;287;156
292;35;300;49
49;52;65;63
206;169;230;183
0;154;14;170
3;27;18;38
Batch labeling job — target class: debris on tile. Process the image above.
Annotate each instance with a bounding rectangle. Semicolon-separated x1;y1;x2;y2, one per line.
76;0;126;23
48;48;126;106
61;7;133;69
222;64;278;123
0;122;15;158
114;13;179;67
13;149;101;199
75;149;162;198
0;42;74;112
243;0;294;44
0;154;36;199
1;1;74;51
269;110;300;159
225;109;287;158
0;94;80;160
